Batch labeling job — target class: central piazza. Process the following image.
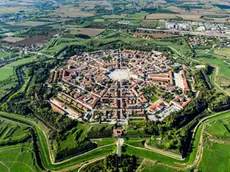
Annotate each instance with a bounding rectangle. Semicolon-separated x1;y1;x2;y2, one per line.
108;69;132;81
48;49;195;123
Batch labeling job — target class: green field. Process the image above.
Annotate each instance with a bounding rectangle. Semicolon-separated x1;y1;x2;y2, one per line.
101;14;125;19
6;56;37;67
0;118;40;172
198;114;230;171
0;67;14;81
199;57;230;78
0;119;31;143
151;96;158;103
205;119;230;137
198;142;230;172
0;143;42;172
125;120;149;137
0;111;116;171
125;13;148;20
124;145;181;167
0;51;10;58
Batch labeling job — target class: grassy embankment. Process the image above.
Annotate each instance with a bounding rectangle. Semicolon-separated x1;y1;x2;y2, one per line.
0;111;116;171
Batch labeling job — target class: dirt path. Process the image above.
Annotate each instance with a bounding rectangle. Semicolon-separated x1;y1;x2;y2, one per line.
0;161;10;172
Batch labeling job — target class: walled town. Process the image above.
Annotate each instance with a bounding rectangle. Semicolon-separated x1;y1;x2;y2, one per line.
48;49;196;123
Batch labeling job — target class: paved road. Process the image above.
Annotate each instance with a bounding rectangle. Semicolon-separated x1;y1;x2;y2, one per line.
137;28;230;38
117;138;124;157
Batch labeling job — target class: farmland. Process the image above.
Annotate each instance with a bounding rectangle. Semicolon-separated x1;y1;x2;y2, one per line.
0;6;32;14
140;20;158;28
67;28;105;37
3;36;26;43
15;21;51;27
214;48;230;55
125;13;149;20
50;5;94;18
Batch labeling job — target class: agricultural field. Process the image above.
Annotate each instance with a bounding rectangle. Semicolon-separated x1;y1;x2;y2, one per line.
3;36;26;43
125;13;149;20
145;12;229;22
140;20;158;28
12;35;53;46
214;48;230;55
67;28;105;37
15;21;51;27
49;5;94;18
102;14;127;19
0;6;32;14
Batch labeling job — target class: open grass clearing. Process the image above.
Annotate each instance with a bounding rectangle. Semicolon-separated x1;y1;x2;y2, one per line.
198;142;230;172
125;119;150;137
0;143;42;172
124;145;181;167
205;119;230;137
137;159;176;172
0;67;14;81
0;51;10;58
5;56;37;67
198;57;230;78
198;114;230;171
125;13;149;20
